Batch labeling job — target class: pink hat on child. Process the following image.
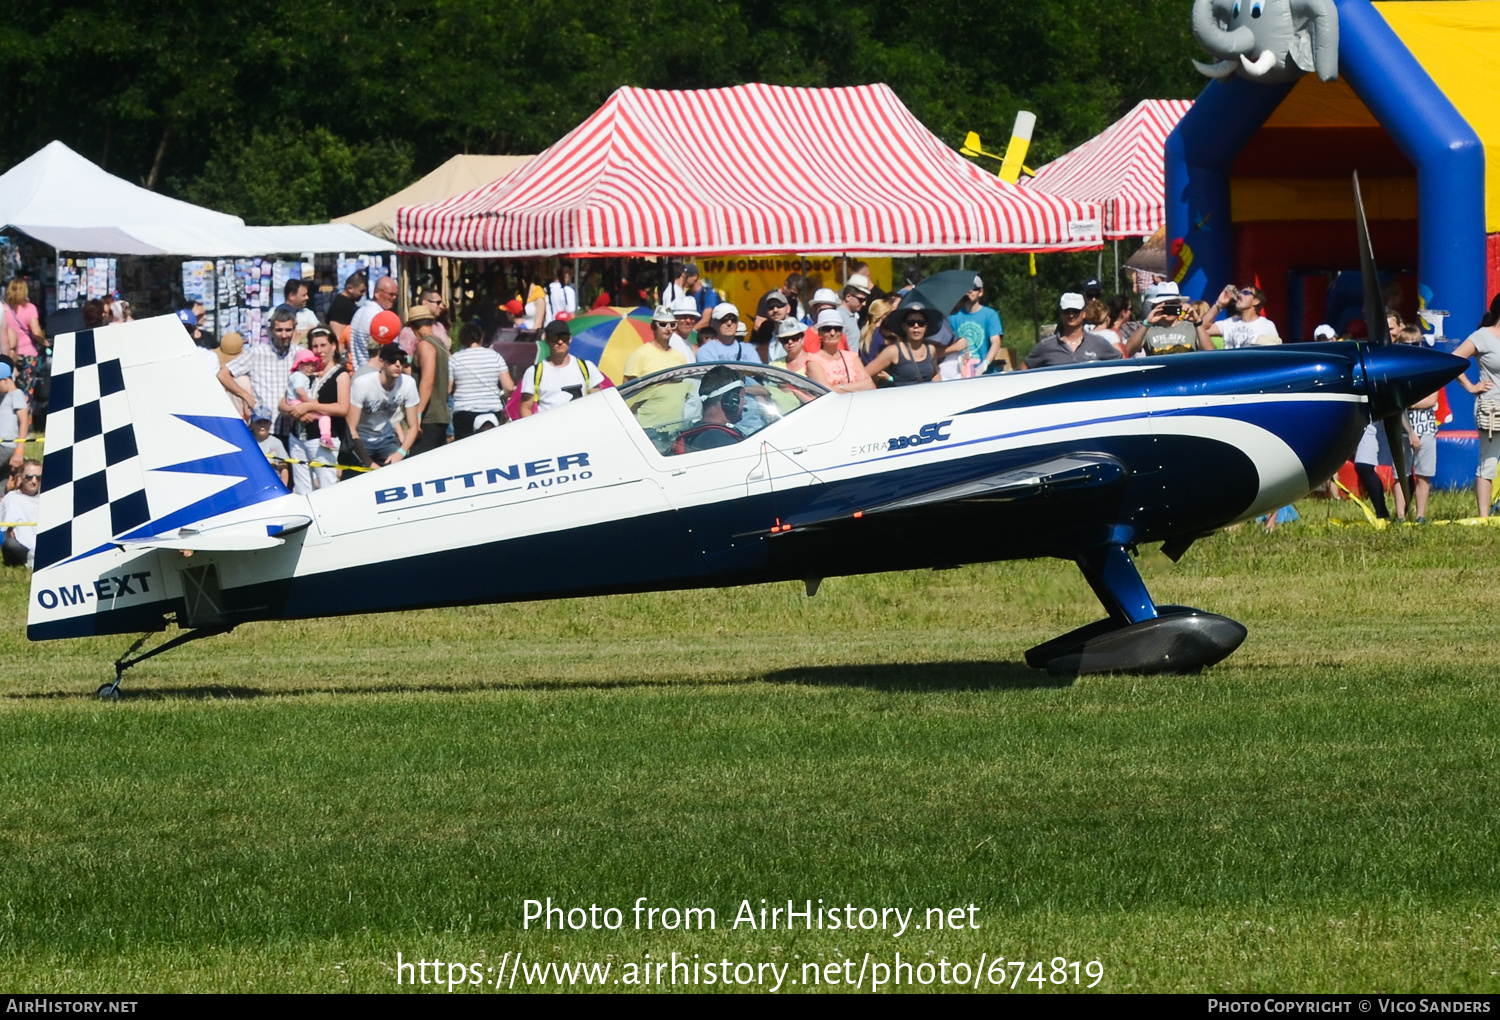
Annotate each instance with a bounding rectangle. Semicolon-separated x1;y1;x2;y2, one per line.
290;349;320;369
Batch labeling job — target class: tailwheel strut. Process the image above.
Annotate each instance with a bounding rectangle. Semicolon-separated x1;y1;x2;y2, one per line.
98;625;234;701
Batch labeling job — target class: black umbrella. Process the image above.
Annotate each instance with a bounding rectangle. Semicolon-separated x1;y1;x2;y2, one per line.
902;269;979;332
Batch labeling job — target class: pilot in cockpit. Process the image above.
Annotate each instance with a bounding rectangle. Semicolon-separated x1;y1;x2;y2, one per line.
672;366;748;455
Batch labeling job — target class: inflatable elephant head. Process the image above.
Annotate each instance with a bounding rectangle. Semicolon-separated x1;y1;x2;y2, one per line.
1192;0;1339;83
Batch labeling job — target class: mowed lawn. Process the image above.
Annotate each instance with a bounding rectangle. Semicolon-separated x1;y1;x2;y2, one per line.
1;491;1498;993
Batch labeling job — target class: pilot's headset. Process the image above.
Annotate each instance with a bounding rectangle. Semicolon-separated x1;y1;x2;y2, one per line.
703;376;746;413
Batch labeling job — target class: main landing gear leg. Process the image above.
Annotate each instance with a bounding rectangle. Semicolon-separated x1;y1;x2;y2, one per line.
97;626;234;701
1024;529;1246;676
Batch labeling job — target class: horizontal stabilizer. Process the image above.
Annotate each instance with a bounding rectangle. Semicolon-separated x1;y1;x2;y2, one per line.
116;534;283;552
112;514;311;552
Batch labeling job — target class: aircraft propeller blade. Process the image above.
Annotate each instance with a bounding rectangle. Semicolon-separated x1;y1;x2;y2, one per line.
1353;171;1391;348
1355;170;1415;515
1384;415;1414;518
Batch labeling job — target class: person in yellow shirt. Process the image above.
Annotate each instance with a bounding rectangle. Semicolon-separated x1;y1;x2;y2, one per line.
623;306;690;428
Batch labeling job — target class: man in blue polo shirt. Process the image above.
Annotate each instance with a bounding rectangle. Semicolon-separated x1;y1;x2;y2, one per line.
695;303;762;364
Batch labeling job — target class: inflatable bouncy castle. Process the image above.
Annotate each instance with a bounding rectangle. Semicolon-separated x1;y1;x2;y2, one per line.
1167;0;1500;487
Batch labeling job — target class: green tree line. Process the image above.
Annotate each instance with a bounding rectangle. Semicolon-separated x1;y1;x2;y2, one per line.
0;0;1205;329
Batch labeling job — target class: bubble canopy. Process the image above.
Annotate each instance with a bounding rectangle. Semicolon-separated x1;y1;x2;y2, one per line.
616;362;829;456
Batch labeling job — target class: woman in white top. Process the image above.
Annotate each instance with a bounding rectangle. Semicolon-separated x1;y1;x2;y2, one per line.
1450;316;1500;515
449;322;514;439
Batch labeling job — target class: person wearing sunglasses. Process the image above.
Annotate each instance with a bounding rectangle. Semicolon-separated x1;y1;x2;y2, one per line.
1201;284;1279;349
806;310;876;392
397;289;451;355
862;303;941;386
1023;293;1123;368
0;459;40;567
695;303;762;365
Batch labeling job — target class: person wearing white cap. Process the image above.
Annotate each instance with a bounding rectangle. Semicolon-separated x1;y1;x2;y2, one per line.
943;274;1006;379
807;309;875;393
625;307;690;382
667;295;700;362
1125;281;1214;357
1312;323;1337;341
1023;293;1123;369
808;287;840;316
770;316;811;376
837;281;867;351
623;306;692;428
695;303;762;365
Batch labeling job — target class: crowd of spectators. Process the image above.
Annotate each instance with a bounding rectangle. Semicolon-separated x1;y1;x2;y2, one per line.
1;252;1496;572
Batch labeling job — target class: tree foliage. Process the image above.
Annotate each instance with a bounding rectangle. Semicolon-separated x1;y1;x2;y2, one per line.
0;0;1202;222
177;129;413;224
0;0;1204;322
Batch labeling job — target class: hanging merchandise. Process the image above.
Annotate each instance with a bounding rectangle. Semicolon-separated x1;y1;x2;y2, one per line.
55;257;80;308
335;253;397;293
181;260;213;307
82;257;117;302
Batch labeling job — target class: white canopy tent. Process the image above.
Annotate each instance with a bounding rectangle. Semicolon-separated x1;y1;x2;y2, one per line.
0;142;393;256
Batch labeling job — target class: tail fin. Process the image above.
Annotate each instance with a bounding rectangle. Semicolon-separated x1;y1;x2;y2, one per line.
33;315;288;571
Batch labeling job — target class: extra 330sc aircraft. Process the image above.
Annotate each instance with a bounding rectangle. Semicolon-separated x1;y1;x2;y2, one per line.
28;181;1467;697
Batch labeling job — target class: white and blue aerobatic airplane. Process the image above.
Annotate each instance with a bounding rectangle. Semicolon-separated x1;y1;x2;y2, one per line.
24;186;1467;696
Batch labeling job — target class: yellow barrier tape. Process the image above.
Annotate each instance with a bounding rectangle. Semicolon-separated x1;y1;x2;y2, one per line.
1322;477;1500;528
1327;514;1500;529
265;454;376;473
1331;476;1386;528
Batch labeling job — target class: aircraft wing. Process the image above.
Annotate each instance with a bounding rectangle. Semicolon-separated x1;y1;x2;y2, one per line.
751;453;1127;537
862;454;1126;514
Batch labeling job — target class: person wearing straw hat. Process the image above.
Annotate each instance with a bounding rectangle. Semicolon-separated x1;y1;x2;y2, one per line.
406;303;451;456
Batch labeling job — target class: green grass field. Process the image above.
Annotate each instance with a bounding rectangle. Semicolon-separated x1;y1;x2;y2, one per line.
2;490;1498;993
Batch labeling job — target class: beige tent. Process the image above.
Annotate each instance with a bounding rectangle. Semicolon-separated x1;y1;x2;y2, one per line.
332;154;533;241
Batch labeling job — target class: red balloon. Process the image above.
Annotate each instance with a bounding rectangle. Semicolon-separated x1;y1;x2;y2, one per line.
370;310;402;342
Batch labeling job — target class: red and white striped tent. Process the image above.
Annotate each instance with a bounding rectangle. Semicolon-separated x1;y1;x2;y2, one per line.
396;84;1103;257
1020;99;1192;240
